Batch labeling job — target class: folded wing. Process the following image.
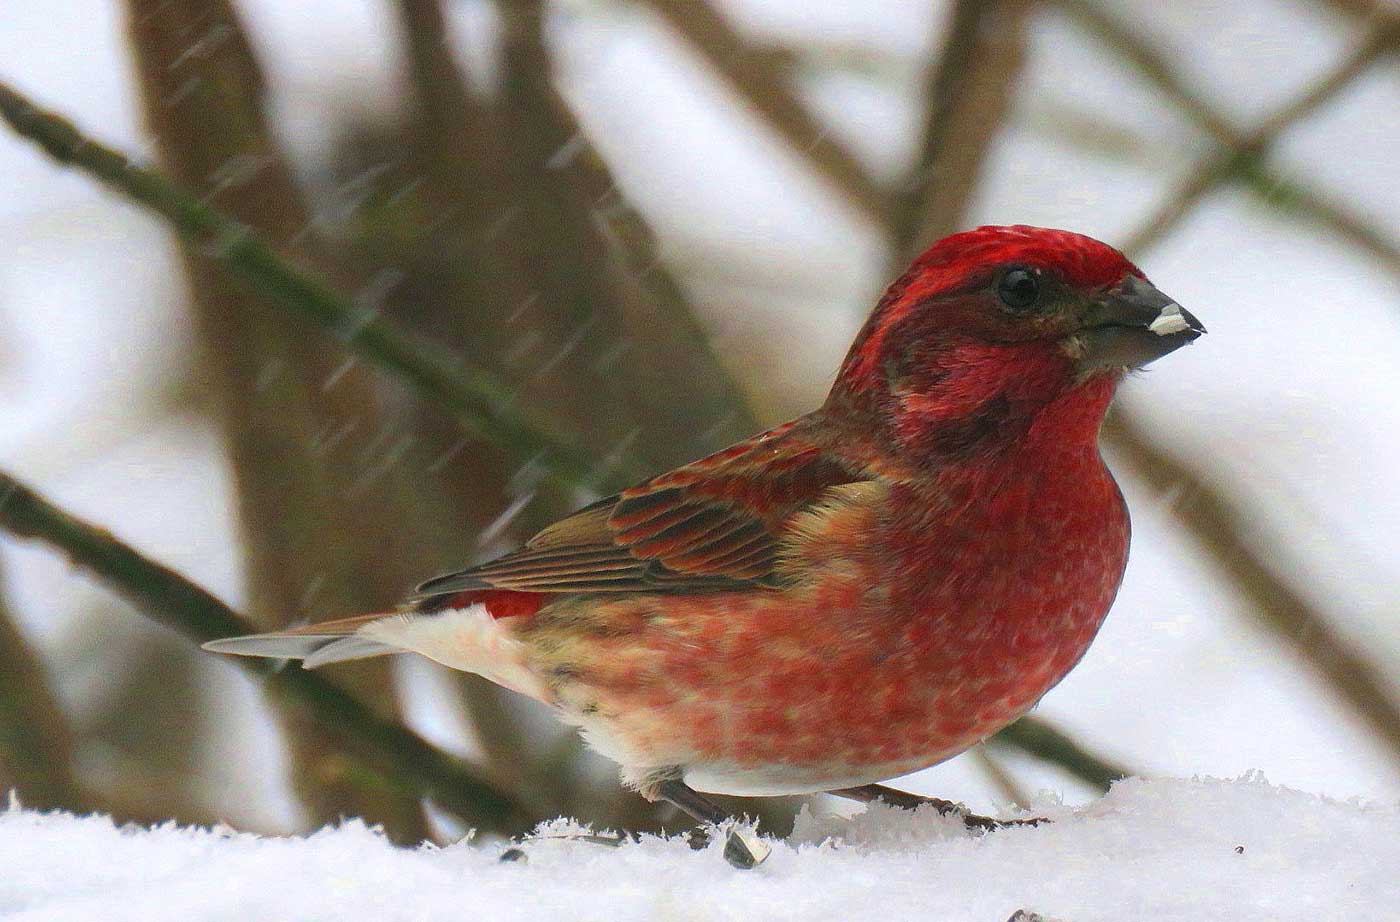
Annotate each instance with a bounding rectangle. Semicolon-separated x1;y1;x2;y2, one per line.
413;419;867;599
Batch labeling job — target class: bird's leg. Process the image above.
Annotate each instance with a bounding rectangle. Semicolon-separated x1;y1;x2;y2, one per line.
652;778;772;869
829;783;1046;831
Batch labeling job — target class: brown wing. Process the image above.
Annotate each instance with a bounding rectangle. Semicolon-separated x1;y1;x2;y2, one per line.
412;418;866;598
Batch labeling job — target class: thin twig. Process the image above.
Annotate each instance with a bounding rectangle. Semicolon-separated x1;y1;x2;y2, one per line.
1250;165;1400;273
0;470;534;834
1311;0;1397;25
991;716;1130;792
1051;0;1236;141
890;0;1032;262
1106;416;1400;769
637;0;888;223
497;0;758;471
973;745;1032;809
1026;96;1400;278
1055;0;1400;256
1122;20;1399;255
563;127;763;442
0;81;618;489
0;566;89;811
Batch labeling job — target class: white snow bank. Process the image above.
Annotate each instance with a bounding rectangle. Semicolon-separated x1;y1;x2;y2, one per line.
1;776;1394;922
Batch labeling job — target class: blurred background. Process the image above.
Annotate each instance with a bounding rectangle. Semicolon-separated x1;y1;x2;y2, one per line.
0;0;1396;846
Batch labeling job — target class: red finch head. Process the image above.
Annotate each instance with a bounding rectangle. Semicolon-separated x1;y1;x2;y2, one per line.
828;225;1202;461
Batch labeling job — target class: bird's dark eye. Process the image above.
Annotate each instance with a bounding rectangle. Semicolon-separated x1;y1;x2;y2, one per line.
997;267;1041;310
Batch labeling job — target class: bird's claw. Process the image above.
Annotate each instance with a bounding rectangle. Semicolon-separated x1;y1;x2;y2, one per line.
498;828;636;864
958;810;1050;832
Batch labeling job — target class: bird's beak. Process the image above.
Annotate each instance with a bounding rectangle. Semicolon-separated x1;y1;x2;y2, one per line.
1078;275;1205;371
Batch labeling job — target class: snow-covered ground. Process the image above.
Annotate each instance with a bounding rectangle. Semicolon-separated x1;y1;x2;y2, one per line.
0;777;1388;922
2;776;1394;922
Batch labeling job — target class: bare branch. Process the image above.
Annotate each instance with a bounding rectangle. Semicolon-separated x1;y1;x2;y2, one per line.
992;716;1131;792
637;0;888;223
1123;20;1399;255
0;568;88;811
125;0;455;839
891;0;1033;262
1253;166;1400;273
496;0;758;470
0;470;533;834
973;745;1032;809
0;81;617;489
1311;0;1398;25
1051;0;1236;141
1106;416;1400;769
1027;94;1400;279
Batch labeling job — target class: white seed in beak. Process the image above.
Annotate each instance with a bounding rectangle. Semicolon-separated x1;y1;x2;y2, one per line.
1148;302;1192;336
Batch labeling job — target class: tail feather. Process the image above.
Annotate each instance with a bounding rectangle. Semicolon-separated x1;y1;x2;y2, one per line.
302;635;401;668
202;605;548;701
200;613;400;669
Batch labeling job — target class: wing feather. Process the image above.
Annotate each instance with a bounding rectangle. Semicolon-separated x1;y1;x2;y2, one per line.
412;417;868;601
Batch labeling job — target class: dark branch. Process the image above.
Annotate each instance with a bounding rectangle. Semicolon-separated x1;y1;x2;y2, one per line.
890;0;1032;261
0;566;89;811
1025;93;1400;279
0;470;534;834
637;0;888;223
1106;416;1400;769
1122;19;1399;255
992;716;1130;792
0;81;616;489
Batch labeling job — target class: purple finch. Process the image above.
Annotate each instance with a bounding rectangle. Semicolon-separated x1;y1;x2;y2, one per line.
207;225;1203;867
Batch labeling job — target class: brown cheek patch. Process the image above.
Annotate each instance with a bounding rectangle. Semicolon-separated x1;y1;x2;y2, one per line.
924;394;1016;457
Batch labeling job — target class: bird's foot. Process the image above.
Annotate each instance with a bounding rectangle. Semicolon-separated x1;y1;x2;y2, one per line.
829;783;1048;831
648;777;771;870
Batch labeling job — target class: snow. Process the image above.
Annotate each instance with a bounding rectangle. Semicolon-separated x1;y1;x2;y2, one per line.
2;776;1395;922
